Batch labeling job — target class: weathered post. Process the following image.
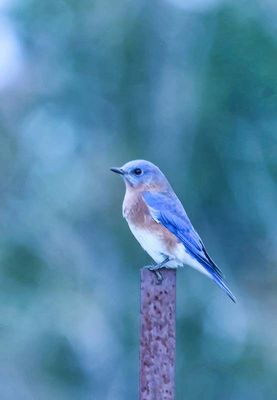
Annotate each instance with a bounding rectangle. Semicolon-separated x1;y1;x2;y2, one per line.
139;268;176;400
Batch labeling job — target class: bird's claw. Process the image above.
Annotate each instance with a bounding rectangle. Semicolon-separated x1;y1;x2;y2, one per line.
153;270;163;284
143;264;164;284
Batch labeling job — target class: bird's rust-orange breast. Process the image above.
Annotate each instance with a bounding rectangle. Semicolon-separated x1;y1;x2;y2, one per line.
123;188;180;253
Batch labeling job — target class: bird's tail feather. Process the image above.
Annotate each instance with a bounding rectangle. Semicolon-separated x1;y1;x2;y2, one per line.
210;272;237;303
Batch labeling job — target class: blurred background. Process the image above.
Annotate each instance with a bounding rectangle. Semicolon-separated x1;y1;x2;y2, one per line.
0;0;276;399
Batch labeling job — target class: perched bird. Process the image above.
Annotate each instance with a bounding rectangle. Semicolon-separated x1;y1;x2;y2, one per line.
111;160;236;303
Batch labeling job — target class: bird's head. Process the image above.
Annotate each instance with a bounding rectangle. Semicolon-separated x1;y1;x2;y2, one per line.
110;160;169;191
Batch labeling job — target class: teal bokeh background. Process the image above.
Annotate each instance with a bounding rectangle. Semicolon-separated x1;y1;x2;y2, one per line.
0;0;276;399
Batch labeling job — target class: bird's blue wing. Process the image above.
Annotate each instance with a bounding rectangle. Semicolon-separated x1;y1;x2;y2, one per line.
142;191;222;275
142;191;236;302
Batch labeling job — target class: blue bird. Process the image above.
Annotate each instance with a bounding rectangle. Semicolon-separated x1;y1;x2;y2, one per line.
111;160;236;303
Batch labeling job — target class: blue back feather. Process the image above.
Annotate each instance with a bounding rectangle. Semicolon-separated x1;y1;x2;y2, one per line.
143;191;236;303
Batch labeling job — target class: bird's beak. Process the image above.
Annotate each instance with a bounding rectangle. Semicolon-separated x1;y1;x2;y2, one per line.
110;167;125;175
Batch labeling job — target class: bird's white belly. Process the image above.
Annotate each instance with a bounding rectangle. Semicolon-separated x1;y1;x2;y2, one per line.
127;222;210;275
128;223;166;264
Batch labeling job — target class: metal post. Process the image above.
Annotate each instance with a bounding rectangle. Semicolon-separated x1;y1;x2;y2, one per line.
139;268;176;400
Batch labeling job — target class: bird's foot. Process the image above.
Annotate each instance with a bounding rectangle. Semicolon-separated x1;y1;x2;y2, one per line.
149;265;163;284
143;256;171;285
153;270;163;284
143;265;163;284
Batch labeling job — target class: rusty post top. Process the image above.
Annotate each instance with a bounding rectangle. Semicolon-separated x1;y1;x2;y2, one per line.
139;268;176;400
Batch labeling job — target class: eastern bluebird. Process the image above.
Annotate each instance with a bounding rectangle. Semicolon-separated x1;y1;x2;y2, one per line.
111;160;236;303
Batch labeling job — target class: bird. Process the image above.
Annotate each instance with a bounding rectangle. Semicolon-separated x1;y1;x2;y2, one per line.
110;160;236;303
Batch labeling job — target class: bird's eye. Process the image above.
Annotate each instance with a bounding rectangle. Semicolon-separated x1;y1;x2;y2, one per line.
133;168;142;175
